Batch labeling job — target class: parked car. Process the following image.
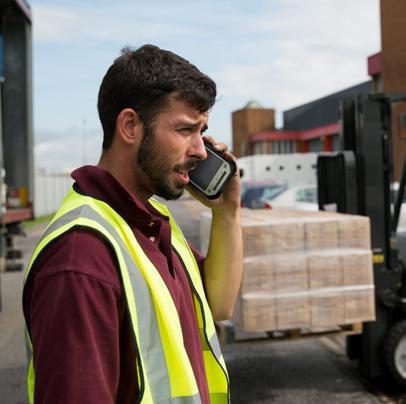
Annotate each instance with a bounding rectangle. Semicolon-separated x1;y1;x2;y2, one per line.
240;183;287;209
241;181;406;233
241;182;318;211
268;185;318;211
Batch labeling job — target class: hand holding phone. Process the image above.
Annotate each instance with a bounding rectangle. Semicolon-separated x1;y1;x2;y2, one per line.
188;143;236;199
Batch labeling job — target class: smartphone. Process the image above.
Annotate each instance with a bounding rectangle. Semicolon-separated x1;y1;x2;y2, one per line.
188;143;236;199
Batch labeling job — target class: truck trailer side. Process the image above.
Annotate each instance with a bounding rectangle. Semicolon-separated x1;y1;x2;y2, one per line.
0;0;33;280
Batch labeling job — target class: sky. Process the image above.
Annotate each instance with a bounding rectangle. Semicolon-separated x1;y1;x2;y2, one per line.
31;0;381;172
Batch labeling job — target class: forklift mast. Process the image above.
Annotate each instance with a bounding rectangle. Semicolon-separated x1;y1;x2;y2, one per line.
318;93;406;382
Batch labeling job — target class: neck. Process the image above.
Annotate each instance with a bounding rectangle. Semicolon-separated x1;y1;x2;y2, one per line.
98;151;152;205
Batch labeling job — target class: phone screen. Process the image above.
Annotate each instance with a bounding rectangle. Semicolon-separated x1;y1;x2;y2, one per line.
189;150;223;188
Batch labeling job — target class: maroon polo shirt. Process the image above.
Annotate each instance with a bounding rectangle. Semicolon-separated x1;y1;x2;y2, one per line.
23;165;210;404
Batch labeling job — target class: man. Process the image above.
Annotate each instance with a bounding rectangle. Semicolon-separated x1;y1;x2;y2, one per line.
23;44;242;403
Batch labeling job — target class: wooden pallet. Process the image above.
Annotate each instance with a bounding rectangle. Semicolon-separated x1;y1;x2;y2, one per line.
215;320;363;346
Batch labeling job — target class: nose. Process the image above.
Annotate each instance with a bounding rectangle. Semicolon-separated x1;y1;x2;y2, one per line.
189;133;207;160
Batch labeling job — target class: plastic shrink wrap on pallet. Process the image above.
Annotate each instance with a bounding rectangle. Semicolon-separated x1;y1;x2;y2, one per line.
200;209;375;335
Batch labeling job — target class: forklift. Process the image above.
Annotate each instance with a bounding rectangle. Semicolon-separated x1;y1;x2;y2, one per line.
317;93;406;386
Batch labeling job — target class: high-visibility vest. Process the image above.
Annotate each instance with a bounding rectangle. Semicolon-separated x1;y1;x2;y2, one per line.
23;188;229;404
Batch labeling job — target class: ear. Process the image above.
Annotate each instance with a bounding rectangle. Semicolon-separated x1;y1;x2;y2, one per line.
116;108;143;145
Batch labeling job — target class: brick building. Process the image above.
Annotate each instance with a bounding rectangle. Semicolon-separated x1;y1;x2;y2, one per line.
231;100;275;158
379;0;406;179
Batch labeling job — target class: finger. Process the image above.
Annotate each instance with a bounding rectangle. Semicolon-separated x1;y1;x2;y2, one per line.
213;142;228;153
186;184;221;207
186;184;206;200
202;136;228;153
223;150;236;162
202;135;215;146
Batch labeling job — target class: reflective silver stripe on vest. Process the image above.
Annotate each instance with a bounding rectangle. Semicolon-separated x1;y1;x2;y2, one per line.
171;394;202;404
36;204;177;403
199;329;222;361
208;333;222;360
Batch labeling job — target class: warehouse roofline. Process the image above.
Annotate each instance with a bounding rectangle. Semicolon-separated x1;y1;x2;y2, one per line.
250;123;339;143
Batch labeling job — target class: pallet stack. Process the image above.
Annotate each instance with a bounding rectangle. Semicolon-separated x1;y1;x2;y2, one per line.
200;209;375;335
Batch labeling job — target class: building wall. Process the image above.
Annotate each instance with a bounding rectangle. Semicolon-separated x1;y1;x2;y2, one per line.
381;0;406;180
253;141;273;155
232;108;275;157
307;138;323;153
34;171;73;217
283;81;372;131
332;134;341;151
381;0;406;92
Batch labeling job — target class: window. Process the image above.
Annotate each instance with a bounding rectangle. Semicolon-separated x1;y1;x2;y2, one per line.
295;188;318;203
273;142;279;154
375;76;383;93
261;185;286;200
241;141;248;156
241;184;286;208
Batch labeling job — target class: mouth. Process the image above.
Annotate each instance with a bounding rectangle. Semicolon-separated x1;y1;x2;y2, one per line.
175;163;196;185
175;169;190;185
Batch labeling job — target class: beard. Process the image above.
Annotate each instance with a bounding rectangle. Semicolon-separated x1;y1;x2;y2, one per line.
137;126;187;200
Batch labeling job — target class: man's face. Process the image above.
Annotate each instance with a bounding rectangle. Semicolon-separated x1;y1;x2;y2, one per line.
136;99;208;200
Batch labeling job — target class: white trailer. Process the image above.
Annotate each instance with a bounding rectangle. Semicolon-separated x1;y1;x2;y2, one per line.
238;153;319;186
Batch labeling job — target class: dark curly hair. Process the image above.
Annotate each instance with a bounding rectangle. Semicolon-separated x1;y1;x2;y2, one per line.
97;44;217;149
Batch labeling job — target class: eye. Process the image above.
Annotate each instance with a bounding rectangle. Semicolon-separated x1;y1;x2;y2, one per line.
178;127;193;135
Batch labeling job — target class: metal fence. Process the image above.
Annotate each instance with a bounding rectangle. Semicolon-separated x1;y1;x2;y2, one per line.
34;171;73;217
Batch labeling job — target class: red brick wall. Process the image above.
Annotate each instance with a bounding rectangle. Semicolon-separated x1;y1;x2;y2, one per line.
381;0;406;180
232;108;275;157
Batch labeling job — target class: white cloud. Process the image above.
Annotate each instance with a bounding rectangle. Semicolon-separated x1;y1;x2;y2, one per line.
34;127;102;172
32;0;381;168
32;4;195;44
32;6;79;43
213;0;380;125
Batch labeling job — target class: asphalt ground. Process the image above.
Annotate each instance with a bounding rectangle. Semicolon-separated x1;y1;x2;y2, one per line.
1;195;406;403
0;224;47;404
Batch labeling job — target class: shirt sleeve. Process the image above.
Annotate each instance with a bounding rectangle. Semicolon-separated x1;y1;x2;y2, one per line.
26;230;134;404
188;242;206;277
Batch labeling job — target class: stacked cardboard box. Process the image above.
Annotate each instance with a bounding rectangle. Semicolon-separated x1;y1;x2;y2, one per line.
200;209;375;334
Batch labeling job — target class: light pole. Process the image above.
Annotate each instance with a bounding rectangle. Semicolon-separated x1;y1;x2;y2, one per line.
82;118;87;165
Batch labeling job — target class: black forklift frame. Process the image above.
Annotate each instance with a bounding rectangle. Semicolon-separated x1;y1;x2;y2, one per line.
318;93;406;380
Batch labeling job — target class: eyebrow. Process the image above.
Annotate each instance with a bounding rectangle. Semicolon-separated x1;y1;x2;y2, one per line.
175;121;208;133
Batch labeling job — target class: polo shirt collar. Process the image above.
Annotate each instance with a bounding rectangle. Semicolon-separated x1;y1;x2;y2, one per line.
71;165;169;226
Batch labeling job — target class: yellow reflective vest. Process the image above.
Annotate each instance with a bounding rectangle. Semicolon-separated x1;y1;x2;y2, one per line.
23;188;229;403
